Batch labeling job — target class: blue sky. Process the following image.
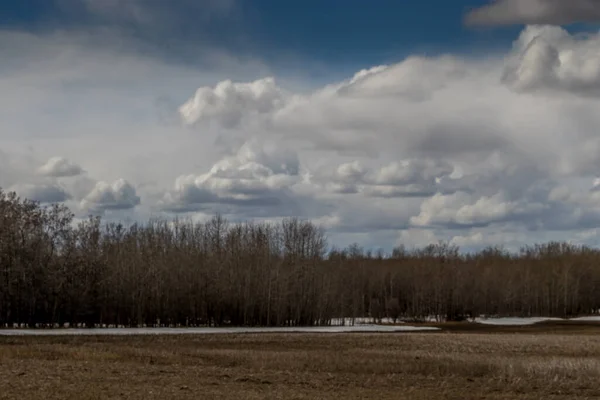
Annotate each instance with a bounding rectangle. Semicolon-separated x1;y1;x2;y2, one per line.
241;0;522;62
4;0;600;252
0;1;525;68
2;0;595;76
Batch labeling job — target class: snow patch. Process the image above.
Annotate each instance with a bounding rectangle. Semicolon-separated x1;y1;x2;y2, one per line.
329;317;404;325
474;317;563;326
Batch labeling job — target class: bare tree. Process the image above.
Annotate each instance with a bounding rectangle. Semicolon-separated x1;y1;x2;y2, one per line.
2;187;600;329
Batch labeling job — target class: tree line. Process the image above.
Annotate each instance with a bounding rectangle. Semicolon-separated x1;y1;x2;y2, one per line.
1;188;599;328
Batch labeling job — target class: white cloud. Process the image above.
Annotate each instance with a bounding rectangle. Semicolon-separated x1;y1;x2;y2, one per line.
174;26;600;249
336;161;367;182
38;157;84;177
0;29;269;208
338;57;467;101
80;179;140;214
8;24;600;252
160;140;307;216
325;161;367;194
410;192;547;228
503;26;600;95
314;158;456;198
179;77;287;129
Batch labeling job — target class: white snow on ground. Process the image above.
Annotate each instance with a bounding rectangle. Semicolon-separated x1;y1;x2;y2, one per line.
0;325;439;336
329;317;404;325
474;317;563;326
3;316;597;335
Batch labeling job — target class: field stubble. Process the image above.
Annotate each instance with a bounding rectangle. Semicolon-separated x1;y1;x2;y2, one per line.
1;323;600;400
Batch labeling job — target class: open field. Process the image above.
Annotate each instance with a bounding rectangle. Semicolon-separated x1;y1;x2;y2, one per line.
1;322;600;400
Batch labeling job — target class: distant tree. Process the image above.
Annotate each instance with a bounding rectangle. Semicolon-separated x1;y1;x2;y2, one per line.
370;298;382;323
2;187;600;328
386;298;401;323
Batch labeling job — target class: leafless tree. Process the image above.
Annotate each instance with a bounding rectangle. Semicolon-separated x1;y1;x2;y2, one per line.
2;188;600;328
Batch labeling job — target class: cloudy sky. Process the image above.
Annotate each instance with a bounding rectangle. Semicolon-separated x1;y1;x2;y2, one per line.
3;0;600;252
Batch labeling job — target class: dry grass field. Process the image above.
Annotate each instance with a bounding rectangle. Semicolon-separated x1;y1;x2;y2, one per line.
1;322;600;400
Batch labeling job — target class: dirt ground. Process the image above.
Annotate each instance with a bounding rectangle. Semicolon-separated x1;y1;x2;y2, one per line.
1;321;600;400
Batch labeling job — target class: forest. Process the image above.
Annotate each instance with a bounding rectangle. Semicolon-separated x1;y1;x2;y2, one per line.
1;188;599;328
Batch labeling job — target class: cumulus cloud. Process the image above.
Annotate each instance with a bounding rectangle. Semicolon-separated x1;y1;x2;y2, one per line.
465;0;600;26
397;227;542;253
9;21;600;252
165;24;600;251
325;161;367;194
410;191;547;228
338;57;467;101
161;140;305;215
316;159;456;198
372;159;453;186
264;58;512;161
80;179;141;214
503;26;600;95
38;157;84;177
179;78;288;129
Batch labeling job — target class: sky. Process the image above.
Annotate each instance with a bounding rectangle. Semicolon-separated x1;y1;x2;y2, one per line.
3;0;600;253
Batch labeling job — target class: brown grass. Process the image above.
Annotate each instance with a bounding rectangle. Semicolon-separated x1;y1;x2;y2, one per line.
1;323;600;399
